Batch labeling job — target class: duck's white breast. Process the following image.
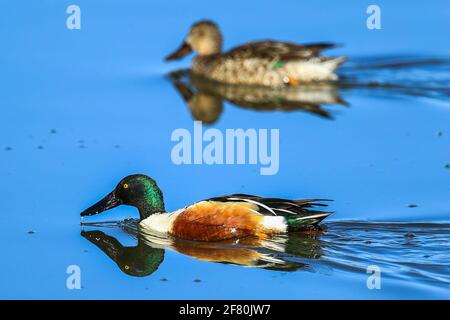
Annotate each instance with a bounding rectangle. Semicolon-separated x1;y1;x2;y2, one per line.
139;210;182;234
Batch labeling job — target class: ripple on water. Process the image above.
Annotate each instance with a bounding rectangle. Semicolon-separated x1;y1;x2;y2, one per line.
81;220;450;290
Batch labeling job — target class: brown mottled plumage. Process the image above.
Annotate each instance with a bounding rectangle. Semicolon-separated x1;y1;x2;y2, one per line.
165;20;346;86
168;69;347;123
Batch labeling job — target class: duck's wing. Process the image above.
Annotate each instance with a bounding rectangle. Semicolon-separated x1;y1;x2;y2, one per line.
224;40;338;61
206;193;333;219
170;196;331;240
170;195;332;240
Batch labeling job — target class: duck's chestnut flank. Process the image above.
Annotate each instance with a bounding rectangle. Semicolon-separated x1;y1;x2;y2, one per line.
170;201;264;241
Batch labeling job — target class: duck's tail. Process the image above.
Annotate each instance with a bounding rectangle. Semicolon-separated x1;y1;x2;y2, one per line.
285;211;333;230
324;56;347;71
286;56;347;82
255;198;333;231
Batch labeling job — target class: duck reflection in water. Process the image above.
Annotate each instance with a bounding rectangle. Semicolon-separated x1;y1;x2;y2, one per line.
168;69;347;124
81;222;324;277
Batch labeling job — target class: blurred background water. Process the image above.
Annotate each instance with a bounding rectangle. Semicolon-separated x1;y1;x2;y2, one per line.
0;0;449;299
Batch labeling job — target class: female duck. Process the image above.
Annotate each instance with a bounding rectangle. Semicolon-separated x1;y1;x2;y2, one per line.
165;20;346;86
81;174;332;242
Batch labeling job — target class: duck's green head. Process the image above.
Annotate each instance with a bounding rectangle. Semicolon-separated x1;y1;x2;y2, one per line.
81;174;165;220
165;20;222;60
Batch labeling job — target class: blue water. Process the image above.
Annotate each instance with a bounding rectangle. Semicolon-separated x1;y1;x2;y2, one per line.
1;0;449;299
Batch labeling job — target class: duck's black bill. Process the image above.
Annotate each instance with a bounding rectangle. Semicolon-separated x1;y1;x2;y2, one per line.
165;42;192;61
80;191;122;217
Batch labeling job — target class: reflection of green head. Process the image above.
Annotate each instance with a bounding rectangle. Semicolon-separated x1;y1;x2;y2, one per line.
118;246;164;277
81;230;164;277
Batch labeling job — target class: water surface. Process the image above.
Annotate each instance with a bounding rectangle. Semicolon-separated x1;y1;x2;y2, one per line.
1;0;450;299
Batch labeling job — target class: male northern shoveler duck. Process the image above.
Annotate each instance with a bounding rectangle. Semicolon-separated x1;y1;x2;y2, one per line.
81;174;332;242
165;20;346;86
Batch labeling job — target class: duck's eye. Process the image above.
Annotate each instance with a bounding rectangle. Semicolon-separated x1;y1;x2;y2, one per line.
123;183;129;189
124;265;130;270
